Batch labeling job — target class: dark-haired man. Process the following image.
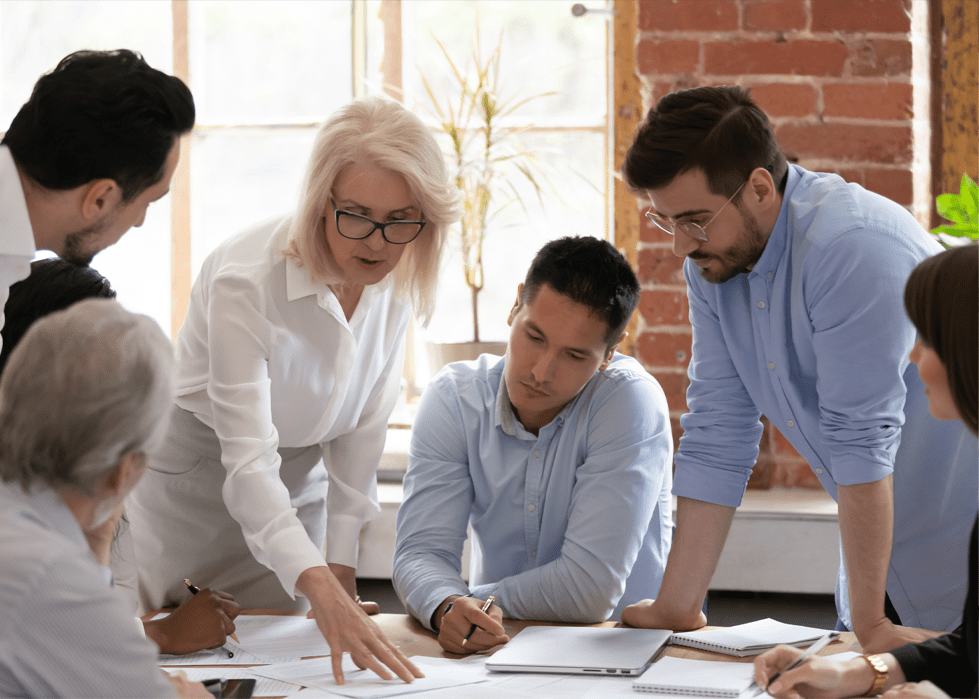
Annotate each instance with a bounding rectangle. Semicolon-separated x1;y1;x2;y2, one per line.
393;236;673;654
0;49;195;350
620;86;977;654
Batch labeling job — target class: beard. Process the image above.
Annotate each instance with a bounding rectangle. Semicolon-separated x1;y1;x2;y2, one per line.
60;225;100;266
689;207;768;284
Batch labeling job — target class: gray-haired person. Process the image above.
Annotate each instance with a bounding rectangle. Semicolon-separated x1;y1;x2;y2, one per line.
0;299;209;699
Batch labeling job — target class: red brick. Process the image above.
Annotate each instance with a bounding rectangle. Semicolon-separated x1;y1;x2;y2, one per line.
773;457;820;488
670;416;684;457
771;424;802;457
747;456;775;489
638;39;700;74
638;0;738;31
823;82;912;119
847;39;912;77
641;214;677;243
651;370;689;412
748;83;818;118
639;288;690;325
776;123;912;164
705;40;849;77
863;167;913;206
638;246;686;285
645;76;704;110
743;1;807;31
812;0;911;33
835;168;864;185
637;330;693;368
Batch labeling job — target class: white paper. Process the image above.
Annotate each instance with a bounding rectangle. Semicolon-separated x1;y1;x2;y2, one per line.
251;655;487;698
230;615;333;660
158;637;272;665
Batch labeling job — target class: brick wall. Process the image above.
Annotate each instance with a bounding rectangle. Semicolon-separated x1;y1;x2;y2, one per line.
634;0;915;489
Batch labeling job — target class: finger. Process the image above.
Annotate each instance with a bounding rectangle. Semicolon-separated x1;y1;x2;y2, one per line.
332;651;347;685
462;607;506;636
359;600;381;615
366;637;422;682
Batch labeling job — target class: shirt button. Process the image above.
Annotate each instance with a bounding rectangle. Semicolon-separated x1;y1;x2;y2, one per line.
534;450;541;457
528;504;536;512
757;301;766;309
787;420;795;427
531;550;537;557
768;362;775;370
816;468;824;474
767;272;773;279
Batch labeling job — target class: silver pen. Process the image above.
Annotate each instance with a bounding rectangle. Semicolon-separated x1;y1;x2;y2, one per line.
749;631;836;697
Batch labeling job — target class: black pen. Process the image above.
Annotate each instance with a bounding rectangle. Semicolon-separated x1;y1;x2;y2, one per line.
750;631;835;697
461;595;495;647
183;578;239;654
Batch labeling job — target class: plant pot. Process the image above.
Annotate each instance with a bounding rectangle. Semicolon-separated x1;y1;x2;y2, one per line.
426;341;507;376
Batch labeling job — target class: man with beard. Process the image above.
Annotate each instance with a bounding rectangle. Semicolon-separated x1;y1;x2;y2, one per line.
0;49;194;350
619;86;977;654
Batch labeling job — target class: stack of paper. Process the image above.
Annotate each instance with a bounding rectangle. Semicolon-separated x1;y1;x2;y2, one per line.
670;619;839;657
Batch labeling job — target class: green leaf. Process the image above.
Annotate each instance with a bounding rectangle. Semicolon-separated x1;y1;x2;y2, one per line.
960;174;978;221
935;193;966;223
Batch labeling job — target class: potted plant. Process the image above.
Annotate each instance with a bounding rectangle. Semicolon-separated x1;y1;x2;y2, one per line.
420;32;555;370
931;173;978;243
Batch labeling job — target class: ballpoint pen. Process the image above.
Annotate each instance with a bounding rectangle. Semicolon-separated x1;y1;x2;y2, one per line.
183;578;240;652
749;631;836;697
461;595;495;647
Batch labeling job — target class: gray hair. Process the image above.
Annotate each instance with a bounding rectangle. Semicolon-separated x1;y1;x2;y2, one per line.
284;96;460;325
0;299;174;496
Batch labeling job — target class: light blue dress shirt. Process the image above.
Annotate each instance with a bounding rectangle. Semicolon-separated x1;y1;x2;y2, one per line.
393;353;673;630
675;164;978;632
0;480;176;698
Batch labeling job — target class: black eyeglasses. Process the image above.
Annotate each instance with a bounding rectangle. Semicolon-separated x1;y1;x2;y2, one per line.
329;199;426;245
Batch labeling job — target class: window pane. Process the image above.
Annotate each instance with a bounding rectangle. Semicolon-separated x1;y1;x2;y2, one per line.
1;1;172;128
192;127;320;270
191;1;353;125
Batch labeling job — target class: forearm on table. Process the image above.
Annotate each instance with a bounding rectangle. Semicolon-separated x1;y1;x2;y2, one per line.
655;497;736;623
837;476;893;636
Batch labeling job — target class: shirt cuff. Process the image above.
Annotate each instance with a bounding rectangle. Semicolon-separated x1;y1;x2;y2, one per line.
326;514;363;569
265;525;328;599
672;459;750;508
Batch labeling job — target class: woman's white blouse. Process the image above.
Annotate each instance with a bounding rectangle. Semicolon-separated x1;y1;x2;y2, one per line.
173;217;410;596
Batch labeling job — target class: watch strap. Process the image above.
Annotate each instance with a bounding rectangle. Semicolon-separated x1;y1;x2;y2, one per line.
861;654;888;696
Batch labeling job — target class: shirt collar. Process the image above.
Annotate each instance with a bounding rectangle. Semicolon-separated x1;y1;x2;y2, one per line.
1;480;89;551
495;357;574;438
749;164;803;279
0;145;38;257
284;252;387;320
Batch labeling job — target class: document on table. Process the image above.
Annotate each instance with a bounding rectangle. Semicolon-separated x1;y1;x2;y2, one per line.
231;615;332;660
158;638;271;666
164;666;300;697
251;655;488;698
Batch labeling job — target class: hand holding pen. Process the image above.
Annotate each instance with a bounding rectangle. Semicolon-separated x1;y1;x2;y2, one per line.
181;578;240;657
750;631;837;697
436;594;508;654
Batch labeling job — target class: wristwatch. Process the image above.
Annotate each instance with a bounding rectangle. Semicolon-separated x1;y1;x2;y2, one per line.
861;654;888;696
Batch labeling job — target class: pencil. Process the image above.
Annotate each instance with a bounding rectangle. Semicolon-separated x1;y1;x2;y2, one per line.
183;578;240;644
461;595;495;647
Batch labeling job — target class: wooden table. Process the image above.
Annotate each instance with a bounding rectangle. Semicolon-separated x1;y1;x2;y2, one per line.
370;613;862;663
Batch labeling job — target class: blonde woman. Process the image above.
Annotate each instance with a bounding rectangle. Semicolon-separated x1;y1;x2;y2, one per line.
127;96;458;683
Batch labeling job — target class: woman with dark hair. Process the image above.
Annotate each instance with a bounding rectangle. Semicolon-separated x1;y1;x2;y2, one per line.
754;244;978;699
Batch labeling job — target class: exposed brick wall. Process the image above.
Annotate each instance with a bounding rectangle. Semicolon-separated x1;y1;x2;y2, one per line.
634;0;915;490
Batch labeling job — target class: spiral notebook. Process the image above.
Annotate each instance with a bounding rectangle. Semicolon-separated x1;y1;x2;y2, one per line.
632;656;756;696
669;618;839;657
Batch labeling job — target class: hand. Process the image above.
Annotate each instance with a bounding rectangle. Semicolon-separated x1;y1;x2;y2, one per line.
753;645;873;699
144;588;240;655
621;598;707;631
881;681;951;699
164;670;213;699
855;618;944;655
298;566;423;685
436;596;508;654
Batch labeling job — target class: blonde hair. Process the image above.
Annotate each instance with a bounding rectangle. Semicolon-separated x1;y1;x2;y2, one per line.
285;96;459;324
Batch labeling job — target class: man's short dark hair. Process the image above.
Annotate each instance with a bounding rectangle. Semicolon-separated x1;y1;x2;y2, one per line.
622;85;788;199
521;236;640;347
0;259;116;377
2;49;195;201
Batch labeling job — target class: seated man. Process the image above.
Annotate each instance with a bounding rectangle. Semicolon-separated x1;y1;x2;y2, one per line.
0;299;209;698
393;236;673;654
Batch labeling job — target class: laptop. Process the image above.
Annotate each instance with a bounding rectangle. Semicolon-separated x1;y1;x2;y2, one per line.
485;626;673;676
